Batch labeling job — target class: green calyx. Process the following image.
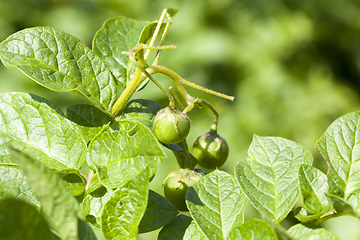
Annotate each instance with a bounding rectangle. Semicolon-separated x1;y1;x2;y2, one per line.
153;107;191;144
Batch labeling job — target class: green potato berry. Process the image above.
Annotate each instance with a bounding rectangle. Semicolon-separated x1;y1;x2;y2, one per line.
163;169;205;211
192;131;229;169
153;107;191;144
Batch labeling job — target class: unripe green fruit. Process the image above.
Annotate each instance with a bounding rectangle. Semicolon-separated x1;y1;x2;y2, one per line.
153;107;191;144
163;169;205;211
192;131;229;169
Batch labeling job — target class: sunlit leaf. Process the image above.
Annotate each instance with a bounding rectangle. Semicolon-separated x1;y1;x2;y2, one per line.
186;170;248;240
316;112;360;215
0;27;117;115
183;221;208;240
101;168;149;240
326;193;357;215
288;223;339;240
235;135;312;223
227;219;278;240
87;119;165;189
0;166;39;205
294;207;326;223
0;92;86;173
93;10;177;90
92;17;149;89
298;165;330;214
66;103;111;142
81;185;113;230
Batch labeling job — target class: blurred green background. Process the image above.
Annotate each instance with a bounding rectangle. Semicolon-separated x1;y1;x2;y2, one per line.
1;0;360;239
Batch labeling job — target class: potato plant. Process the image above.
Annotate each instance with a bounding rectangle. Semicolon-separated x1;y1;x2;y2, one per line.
0;8;359;240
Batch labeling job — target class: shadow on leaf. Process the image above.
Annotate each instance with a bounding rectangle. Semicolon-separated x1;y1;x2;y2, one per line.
186;187;203;206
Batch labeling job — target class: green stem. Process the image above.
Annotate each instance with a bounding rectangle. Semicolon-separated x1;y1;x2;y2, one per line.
129;55;175;108
148;65;235;101
169;86;185;111
196;98;219;132
178;141;193;169
126;43;176;57
181;78;234;101
144;8;168;62
153;21;172;66
85;169;97;195
112;44;176;117
312;212;358;225
111;68;147;117
146;66;197;108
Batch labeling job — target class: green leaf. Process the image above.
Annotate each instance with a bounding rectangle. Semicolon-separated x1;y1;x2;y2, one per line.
183;221;208;240
235;135;312;223
288;224;339;240
263;220;294;240
326;193;357;215
0;92;86;173
77;219;98;240
66;103;112;142
0;27;117;116
139;190;178;233
92;12;177;90
0;166;39;205
298;165;331;214
316;112;360;214
81;185;113;230
0;198;56;240
123;99;163;129
8;147;82;240
92;17;150;89
86;175;102;194
294;207;326;223
101;168;150;240
186;170;248;240
61;173;86;196
138;8;178;44
164;8;179;23
226;219;278;240
87;119;165;189
158;215;193;240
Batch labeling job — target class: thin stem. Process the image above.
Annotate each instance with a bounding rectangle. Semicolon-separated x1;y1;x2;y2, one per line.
169;86;185;111
129;56;175;106
125;43;176;57
312;212;358;225
146;66;196;103
144;8;168;62
146;65;198;113
181;78;234;101
153;21;172;66
178;141;193;169
196;98;219;132
85;169;97;195
148;65;235;101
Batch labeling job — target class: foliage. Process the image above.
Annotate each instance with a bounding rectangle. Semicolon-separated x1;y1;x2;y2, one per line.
0;6;360;240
